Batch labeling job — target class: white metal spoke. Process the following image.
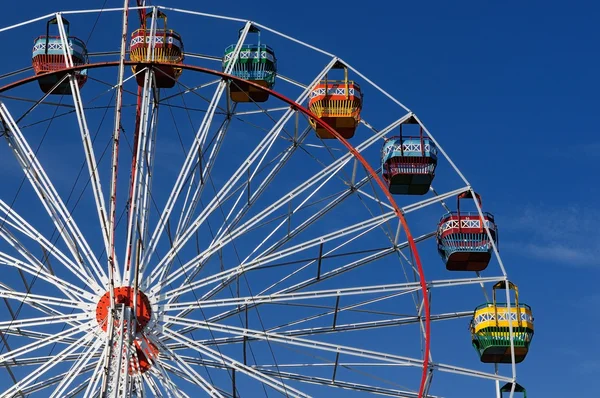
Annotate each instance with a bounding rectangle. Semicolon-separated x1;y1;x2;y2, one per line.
153;123;404;300
147;118;286;290
0;282;89;339
106;0;131;290
214;126;313;238
139;76;226;277
197;128;313;279
173;105;236;239
157;113;411;300
206;126;310;248
2;329;85;347
175;244;487;336
50;336;104;398
151;359;188;398
158;211;396;301
177;232;429;336
16;363;95;396
249;180;460;272
265;287;420;335
0;200;101;291
182;356;436;397
0;221;95;301
247;185;466;297
158;360;221;398
0;282;89;310
0;312;90;330
55;14;74;67
122;68;154;284
65;62;113;277
213;114;407;252
232;106;289;116
148;111;290;289
143;373;165;398
145;58;341;291
0;321;94;364
84;341;111;398
160;126;313;318
170;247;396;338
249;221;394;297
164;317;512;383
197;173;375;307
0;102;107;286
0;250;94;302
0;325;95;397
254;368;433;398
140;23;254;276
163;282;423;312
65;375;97;398
0;354;82;366
158;343;226;398
191;312;474;347
138;100;160;255
162;277;503;326
163;327;312;398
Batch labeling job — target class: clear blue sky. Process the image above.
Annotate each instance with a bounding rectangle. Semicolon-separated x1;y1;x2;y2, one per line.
3;0;599;397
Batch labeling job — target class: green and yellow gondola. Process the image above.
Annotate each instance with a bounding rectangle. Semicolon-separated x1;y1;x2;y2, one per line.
470;281;534;363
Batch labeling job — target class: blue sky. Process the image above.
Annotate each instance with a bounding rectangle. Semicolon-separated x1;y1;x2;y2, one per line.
2;0;599;396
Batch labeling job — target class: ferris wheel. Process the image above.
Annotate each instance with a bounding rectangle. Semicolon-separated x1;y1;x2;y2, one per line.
0;2;535;397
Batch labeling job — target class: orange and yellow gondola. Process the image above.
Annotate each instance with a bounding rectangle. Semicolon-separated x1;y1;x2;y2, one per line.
130;11;184;88
308;64;362;139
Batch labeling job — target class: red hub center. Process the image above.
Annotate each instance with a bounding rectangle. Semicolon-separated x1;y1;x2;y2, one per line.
96;287;156;373
95;286;152;332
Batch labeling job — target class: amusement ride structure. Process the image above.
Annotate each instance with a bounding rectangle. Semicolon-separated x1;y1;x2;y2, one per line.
0;1;534;397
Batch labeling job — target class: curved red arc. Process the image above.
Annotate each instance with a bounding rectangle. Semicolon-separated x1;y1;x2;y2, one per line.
0;61;431;397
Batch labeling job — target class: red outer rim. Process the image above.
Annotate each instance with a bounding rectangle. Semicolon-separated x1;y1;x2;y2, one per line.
0;61;431;396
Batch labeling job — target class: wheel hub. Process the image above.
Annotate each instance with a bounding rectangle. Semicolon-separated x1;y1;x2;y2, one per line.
95;287;156;374
95;286;152;332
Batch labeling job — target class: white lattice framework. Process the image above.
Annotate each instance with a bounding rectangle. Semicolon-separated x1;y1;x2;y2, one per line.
0;4;527;398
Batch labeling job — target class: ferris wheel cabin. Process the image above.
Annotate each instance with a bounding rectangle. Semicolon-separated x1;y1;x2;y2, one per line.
471;282;534;364
437;210;497;271
499;383;528;398
437;192;497;271
308;64;363;139
130;11;184;88
224;27;277;103
31;18;88;95
381;120;438;195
